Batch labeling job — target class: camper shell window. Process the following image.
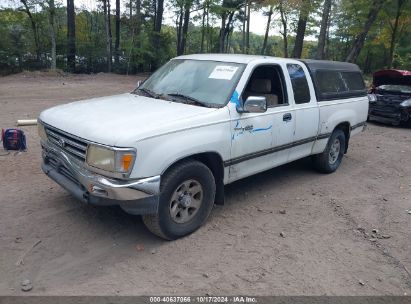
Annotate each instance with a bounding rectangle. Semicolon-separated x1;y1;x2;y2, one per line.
300;59;367;101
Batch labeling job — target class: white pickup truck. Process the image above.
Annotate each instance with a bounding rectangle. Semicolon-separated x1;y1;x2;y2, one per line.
38;54;368;240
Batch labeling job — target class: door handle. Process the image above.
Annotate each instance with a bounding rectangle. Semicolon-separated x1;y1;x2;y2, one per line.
283;113;292;122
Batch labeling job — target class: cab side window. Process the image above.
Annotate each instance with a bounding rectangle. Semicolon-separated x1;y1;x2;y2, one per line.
242;65;287;108
287;64;311;104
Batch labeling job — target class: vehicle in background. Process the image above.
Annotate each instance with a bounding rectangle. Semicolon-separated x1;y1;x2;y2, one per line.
368;69;411;126
38;54;368;240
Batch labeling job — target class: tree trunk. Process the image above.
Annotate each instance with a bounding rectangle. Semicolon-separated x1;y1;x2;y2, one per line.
200;3;206;52
261;5;273;55
245;2;250;54
20;0;40;62
218;13;227;53
178;1;191;55
176;7;183;54
223;11;235;53
136;0;141;47
279;0;288;58
292;1;311;58
103;0;112;72
206;3;210;52
388;0;405;68
242;0;247;53
152;0;164;69
115;0;120;66
67;0;76;72
325;8;332;59
154;0;164;35
345;0;385;63
48;0;56;70
364;49;372;73
316;0;331;59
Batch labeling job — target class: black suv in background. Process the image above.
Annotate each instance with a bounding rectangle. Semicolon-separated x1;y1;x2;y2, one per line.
368;69;411;126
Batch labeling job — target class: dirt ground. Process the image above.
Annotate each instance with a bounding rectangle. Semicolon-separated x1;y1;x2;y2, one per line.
0;72;410;296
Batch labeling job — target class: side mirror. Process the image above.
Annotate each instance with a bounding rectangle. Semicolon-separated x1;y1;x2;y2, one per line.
136;80;143;88
241;96;267;113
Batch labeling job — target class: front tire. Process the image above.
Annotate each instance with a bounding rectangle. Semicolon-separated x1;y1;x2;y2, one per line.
143;160;216;240
312;129;346;174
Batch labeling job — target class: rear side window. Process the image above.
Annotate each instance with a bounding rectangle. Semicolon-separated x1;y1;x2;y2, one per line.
287;64;311;104
317;71;347;93
302;60;367;101
341;72;365;91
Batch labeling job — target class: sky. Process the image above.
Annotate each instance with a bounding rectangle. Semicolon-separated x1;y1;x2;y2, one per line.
0;0;273;35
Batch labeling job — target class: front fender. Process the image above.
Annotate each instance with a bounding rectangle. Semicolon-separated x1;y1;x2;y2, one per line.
129;121;231;180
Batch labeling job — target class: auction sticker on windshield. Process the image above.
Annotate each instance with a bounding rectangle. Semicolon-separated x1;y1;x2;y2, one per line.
208;66;239;80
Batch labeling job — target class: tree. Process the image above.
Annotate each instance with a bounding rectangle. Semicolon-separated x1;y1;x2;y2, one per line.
245;0;250;53
103;0;112;72
115;0;120;66
67;0;76;72
217;0;243;53
39;0;57;69
9;24;25;69
179;0;192;55
152;0;165;68
175;0;194;55
292;0;311;58
345;0;385;63
200;0;209;52
49;0;56;70
386;0;408;67
277;0;290;58
37;0;57;69
261;5;273;55
19;0;40;62
316;0;332;59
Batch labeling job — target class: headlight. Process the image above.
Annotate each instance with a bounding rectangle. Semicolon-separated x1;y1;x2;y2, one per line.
86;144;136;175
400;99;411;107
37;122;48;141
368;94;377;103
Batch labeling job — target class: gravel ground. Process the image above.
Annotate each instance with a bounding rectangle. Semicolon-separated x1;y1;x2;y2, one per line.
0;72;410;296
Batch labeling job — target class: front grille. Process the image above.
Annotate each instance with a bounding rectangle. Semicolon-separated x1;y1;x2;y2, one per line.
45;126;88;162
47;155;79;185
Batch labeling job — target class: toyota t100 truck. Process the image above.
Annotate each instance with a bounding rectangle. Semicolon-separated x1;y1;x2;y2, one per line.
38;54;368;240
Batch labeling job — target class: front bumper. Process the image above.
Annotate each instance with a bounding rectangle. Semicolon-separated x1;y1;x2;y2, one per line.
41;140;160;215
369;104;410;125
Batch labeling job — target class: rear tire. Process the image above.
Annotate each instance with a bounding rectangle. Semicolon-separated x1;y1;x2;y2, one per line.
312;129;346;174
143;160;216;240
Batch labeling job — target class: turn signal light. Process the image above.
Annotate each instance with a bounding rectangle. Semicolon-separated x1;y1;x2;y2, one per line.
121;154;134;171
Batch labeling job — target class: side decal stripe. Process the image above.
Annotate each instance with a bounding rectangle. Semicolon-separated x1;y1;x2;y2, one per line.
224;133;331;167
223;121;366;167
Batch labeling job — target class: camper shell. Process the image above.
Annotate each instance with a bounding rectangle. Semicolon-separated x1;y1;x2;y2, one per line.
301;59;367;102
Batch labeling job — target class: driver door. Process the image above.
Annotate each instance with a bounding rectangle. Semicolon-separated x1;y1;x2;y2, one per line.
228;64;295;182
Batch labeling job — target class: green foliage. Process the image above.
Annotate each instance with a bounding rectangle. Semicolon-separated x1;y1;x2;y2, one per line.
0;0;410;75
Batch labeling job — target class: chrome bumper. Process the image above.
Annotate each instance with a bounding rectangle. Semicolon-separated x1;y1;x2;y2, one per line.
41;140;160;215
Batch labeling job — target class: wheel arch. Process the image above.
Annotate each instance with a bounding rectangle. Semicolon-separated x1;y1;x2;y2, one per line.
334;122;350;153
162;152;225;205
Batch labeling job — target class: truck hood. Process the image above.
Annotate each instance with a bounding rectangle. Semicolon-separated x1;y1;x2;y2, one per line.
39;93;219;146
373;69;411;87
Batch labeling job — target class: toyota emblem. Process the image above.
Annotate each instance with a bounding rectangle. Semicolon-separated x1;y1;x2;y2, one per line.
58;138;66;147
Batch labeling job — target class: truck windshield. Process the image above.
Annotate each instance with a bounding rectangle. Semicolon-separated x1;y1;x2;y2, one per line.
134;59;245;107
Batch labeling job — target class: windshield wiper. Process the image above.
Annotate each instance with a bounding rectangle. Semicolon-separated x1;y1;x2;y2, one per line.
137;87;159;99
165;93;211;108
